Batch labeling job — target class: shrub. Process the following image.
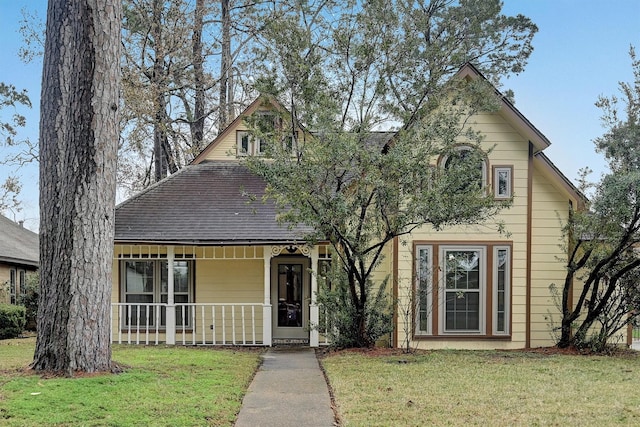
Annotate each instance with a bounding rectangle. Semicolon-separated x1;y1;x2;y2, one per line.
317;268;393;348
0;303;26;339
17;271;39;331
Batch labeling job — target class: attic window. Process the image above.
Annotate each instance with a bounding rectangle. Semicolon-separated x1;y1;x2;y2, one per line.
236;131;266;156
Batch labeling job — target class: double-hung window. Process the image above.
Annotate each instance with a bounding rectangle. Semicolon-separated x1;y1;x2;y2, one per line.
237;131;267;156
442;246;485;333
121;259;193;329
415;243;510;337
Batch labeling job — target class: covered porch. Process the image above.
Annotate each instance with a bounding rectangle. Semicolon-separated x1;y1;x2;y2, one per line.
110;243;332;346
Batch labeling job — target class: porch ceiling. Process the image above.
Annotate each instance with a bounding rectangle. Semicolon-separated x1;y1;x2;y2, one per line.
114;161;310;244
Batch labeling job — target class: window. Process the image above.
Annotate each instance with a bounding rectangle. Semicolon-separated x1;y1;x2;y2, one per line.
415;243;510;337
18;270;26;300
9;269;16;304
237;130;299;157
493;166;513;198
442;247;485;333
415;246;433;335
237;131;266;156
440;146;487;190
121;260;193;328
493;247;510;334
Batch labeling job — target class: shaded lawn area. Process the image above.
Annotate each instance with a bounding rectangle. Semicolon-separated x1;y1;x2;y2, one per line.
0;338;261;426
322;349;640;426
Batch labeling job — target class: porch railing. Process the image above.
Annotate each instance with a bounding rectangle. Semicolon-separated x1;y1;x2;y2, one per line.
111;302;263;346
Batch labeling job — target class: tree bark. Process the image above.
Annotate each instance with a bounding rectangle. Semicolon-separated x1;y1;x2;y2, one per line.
219;0;231;132
33;0;121;375
191;0;205;151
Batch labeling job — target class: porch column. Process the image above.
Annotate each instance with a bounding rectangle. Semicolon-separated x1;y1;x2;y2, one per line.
309;246;319;347
262;246;272;346
166;246;176;345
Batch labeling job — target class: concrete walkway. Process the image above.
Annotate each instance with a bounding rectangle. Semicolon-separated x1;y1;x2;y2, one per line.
235;347;336;427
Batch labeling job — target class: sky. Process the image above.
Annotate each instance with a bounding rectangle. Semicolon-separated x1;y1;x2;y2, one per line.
1;0;639;232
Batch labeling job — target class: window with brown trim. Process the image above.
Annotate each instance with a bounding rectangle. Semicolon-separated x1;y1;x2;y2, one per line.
493;165;513;199
415;243;511;337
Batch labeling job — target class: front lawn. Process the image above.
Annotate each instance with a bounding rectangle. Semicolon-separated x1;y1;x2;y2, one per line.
322;349;640;426
0;338;261;426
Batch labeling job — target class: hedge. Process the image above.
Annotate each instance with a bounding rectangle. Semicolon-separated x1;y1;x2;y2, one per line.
0;303;26;339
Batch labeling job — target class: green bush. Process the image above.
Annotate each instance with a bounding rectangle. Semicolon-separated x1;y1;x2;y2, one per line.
0;303;26;339
316;267;393;348
17;271;39;331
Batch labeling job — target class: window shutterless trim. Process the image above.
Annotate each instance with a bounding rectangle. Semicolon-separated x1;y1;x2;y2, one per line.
412;241;512;340
492;165;513;199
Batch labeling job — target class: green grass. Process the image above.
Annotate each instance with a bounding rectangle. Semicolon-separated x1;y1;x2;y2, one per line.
0;338;261;426
322;349;640;426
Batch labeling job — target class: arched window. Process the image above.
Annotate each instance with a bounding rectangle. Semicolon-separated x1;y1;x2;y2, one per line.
440;146;487;191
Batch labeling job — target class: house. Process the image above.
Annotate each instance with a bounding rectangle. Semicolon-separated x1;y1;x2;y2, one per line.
111;64;586;349
0;215;39;305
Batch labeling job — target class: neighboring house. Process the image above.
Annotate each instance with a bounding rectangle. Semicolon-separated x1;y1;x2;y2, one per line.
0;215;39;305
112;64;586;349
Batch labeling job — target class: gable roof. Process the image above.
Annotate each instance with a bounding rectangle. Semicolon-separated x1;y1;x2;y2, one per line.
456;63;551;154
0;215;39;268
192;95;286;165
533;152;587;209
114;161;310;245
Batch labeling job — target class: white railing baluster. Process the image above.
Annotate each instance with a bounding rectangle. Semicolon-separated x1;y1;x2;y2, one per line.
251;305;256;345
118;305;123;344
241;306;246;345
127;305;132;344
181;306;186;345
232;306;236;345
111;302;264;346
201;305;206;345
222;306;226;345
212;306;216;345
155;304;160;345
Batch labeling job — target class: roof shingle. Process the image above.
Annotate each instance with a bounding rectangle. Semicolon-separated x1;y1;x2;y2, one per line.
0;215;39;267
115;161;308;244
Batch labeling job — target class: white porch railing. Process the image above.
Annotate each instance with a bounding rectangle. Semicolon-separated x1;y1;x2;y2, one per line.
111;303;264;346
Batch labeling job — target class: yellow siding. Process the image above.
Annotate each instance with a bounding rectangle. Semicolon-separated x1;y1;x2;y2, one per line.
0;264;10;304
529;165;570;348
202;125;244;160
196;259;264;303
395;111;530;350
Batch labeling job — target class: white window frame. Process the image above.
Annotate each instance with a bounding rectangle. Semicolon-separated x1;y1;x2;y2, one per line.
237;131;252;156
493;246;510;335
415;245;433;336
439;245;486;335
120;259;194;329
237;130;269;156
493;166;512;199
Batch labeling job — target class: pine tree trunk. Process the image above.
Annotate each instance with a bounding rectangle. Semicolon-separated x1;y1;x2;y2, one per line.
219;0;231;131
191;0;205;151
33;0;121;375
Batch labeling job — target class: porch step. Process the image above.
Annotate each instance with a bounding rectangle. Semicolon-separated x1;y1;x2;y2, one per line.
272;338;310;346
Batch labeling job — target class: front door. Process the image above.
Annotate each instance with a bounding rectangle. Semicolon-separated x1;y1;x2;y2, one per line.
272;257;310;340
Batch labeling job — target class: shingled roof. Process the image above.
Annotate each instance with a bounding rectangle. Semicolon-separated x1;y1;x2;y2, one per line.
114;161;309;245
0;215;39;268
